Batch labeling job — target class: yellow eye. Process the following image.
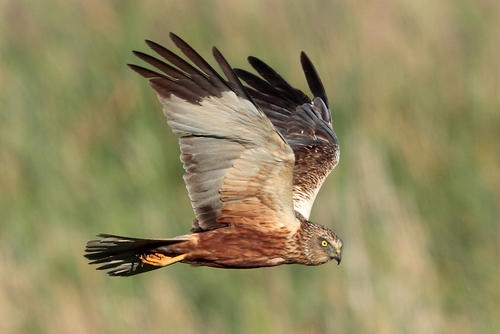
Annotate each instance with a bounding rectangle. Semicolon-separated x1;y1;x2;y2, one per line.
321;240;328;247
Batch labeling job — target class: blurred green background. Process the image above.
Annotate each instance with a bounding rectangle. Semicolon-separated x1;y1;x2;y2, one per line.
1;0;499;333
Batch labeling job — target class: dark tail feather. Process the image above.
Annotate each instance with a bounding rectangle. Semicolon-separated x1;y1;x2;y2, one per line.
84;234;189;277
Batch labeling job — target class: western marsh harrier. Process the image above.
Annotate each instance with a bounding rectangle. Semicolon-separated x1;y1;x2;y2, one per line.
85;33;342;276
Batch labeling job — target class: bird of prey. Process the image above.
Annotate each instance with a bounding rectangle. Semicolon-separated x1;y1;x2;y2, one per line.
85;33;342;276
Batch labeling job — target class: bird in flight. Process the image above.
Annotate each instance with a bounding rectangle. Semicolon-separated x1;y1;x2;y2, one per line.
85;33;342;276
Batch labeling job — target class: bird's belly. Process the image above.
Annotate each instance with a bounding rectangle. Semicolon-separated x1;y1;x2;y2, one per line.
186;229;288;268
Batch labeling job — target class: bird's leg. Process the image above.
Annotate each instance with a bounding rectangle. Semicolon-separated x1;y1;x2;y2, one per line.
140;253;187;267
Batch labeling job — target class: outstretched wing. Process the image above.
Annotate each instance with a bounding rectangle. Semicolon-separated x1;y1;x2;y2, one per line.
233;53;339;219
129;33;298;234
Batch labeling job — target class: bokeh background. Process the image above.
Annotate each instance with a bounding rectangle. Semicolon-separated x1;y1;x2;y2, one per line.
1;0;499;333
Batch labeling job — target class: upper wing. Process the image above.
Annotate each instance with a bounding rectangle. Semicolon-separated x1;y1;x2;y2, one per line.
233;53;339;219
129;33;298;233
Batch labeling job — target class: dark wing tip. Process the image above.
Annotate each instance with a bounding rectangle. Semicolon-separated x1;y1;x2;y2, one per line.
168;32;181;43
246;55;310;106
169;32;190;52
300;52;329;111
247;56;278;80
212;46;255;103
127;64;161;78
145;39;161;49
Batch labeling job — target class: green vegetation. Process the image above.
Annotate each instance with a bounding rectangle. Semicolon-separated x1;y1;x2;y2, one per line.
1;1;499;333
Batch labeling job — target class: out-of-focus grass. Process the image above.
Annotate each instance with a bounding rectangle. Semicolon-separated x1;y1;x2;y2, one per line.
1;0;499;333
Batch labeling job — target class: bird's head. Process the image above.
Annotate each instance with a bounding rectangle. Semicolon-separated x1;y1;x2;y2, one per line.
303;222;342;265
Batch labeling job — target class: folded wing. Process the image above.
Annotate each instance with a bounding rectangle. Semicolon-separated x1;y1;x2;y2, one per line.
129;33;298;234
234;53;339;219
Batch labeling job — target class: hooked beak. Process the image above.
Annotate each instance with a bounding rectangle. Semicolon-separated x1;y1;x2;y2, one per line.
330;249;342;265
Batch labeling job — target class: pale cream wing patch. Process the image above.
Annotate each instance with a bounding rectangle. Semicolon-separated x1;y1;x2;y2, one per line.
218;135;296;232
159;91;299;232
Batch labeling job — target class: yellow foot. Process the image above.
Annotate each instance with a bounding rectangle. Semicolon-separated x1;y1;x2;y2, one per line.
140;253;187;267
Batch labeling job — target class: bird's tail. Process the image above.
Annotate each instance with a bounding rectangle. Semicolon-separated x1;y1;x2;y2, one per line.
84;234;190;277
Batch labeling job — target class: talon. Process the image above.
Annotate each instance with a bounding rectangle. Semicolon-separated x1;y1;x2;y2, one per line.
140;253;187;267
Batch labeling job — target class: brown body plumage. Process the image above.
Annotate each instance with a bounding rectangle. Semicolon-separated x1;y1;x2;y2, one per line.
85;33;342;276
